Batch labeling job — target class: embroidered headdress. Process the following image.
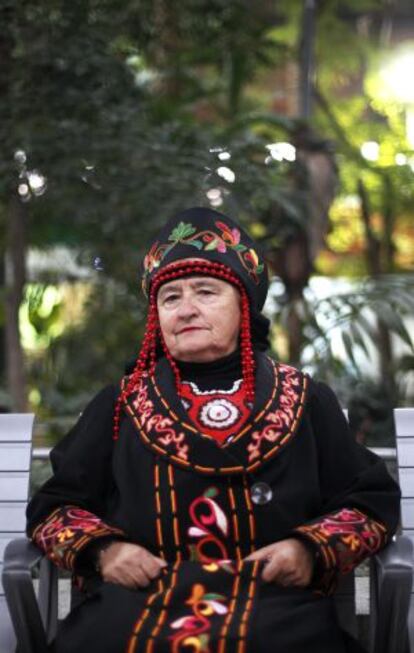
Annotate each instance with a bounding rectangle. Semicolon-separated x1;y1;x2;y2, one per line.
142;207;268;311
113;207;269;439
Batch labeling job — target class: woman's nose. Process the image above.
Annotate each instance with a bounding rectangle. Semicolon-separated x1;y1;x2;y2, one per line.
177;295;198;317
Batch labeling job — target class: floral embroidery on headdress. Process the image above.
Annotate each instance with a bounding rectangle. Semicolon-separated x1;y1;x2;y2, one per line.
142;220;264;295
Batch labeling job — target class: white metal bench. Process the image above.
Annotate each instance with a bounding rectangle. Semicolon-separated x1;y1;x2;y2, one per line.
395;408;414;650
1;410;413;653
0;414;34;653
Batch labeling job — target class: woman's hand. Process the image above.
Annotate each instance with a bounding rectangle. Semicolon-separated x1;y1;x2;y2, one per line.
98;542;168;589
245;538;314;587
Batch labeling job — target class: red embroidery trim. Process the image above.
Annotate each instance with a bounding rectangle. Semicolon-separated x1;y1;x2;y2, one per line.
295;507;388;595
31;505;125;572
169;581;229;652
123;359;308;475
180;379;250;445
131;377;190;461
247;363;306;463
187;487;230;562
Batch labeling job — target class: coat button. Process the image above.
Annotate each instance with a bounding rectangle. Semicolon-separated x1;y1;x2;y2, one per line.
250;482;273;505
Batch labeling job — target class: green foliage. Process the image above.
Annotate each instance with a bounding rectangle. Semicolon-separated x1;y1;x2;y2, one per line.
28;279;145;416
1;0;414;424
271;274;414;399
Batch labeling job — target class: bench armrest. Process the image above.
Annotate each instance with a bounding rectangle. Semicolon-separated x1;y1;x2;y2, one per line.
370;535;413;653
2;538;58;653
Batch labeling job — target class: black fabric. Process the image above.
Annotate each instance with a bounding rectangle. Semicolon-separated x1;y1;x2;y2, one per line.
142;206;269;311
176;348;242;390
52;568;353;653
26;353;400;653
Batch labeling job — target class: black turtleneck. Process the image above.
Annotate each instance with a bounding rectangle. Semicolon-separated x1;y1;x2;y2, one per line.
176;349;242;391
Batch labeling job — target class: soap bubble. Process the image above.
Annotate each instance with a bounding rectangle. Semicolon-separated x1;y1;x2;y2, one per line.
93;256;105;271
14;150;27;165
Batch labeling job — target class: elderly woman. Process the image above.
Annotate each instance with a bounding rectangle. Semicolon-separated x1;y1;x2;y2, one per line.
27;207;400;653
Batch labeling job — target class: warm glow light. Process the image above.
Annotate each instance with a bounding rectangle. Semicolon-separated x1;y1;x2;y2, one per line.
361;141;379;161
216;166;235;183
266;142;296;162
395;153;408;166
378;48;414;147
380;51;414;104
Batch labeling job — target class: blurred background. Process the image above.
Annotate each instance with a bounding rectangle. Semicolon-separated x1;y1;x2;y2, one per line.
1;0;414;463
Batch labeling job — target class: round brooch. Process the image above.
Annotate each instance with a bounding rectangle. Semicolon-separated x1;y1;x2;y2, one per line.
198;399;240;429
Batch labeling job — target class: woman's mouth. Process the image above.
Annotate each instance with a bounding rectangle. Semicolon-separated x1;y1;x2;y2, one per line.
177;326;204;335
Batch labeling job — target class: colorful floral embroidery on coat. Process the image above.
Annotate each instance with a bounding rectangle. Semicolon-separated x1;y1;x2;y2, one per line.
131;377;190;461
247;363;305;463
142;220;264;293
169;582;228;653
294;507;388;595
188;487;230;562
124;360;307;475
31;505;125;572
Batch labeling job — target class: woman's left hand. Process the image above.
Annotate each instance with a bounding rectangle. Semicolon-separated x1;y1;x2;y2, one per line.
245;538;314;587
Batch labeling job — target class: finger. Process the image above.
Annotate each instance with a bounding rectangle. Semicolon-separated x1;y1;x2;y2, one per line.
245;545;276;562
141;552;169;576
132;566;151;588
142;557;164;580
262;555;284;582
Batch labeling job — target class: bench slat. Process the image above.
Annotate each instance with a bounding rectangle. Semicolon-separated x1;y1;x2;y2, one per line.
0;443;32;472
401;499;414;528
0;472;30;501
398;468;414;497
397;439;414;467
0;414;34;442
0;502;27;531
395;409;414;437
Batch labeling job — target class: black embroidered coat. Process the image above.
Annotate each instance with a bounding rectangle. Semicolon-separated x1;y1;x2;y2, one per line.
27;354;400;653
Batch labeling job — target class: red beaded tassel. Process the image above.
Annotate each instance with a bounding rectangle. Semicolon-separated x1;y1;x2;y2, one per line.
112;294;159;440
113;260;256;440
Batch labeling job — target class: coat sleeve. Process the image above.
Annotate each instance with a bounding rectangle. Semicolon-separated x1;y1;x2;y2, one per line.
26;385;127;573
292;380;401;594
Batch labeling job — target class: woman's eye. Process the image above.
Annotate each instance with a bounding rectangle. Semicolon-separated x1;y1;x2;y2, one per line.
163;294;179;304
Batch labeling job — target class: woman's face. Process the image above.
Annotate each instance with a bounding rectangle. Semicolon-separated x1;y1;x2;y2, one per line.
157;276;241;362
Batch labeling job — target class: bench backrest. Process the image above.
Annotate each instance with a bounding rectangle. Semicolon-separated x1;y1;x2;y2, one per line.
396;408;414;541
0;413;34;652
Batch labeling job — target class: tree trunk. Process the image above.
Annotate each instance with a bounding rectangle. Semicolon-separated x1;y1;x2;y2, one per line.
357;179;381;275
382;174;395;272
358;178;396;396
5;196;27;411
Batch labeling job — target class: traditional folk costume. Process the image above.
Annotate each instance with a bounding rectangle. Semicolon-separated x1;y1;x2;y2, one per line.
27;208;400;653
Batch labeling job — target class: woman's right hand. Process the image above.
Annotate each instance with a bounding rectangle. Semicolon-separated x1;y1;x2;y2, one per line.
98;541;168;589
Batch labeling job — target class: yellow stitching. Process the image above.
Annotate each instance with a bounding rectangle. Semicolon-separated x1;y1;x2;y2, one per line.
145;562;180;652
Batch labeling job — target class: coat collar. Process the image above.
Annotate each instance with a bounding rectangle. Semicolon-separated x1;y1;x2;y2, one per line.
122;353;309;476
